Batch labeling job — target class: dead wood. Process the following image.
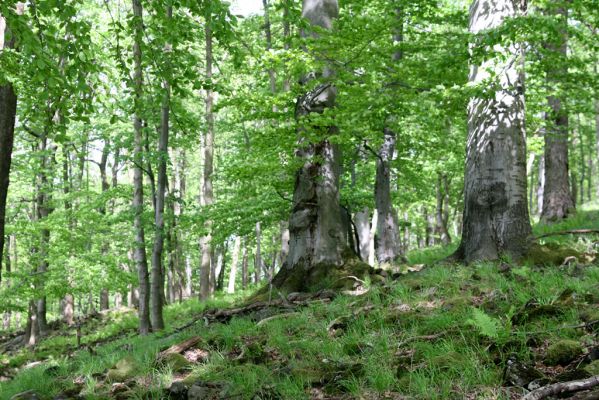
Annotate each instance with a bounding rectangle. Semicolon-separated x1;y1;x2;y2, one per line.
522;375;599;400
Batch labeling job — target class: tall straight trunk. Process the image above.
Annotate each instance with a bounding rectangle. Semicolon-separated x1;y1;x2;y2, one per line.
272;0;355;292
131;0;151;335
99;141;110;311
0;17;17;271
199;20;215;301
541;4;574;221
2;235;10;329
149;4;171;331
375;9;405;266
279;221;289;268
255;222;262;284
595;98;599;199
577;119;585;204
455;0;532;263
227;236;241;294
263;0;277;94
216;244;227;291
282;0;292;92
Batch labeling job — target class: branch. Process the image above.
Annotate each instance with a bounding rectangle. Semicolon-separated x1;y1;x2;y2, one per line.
22;125;42;139
532;229;599;241
362;141;384;165
522;375;599;400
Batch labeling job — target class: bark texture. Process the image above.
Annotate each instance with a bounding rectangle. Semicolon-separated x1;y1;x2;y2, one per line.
455;0;532;263
199;21;215;301
131;0;151;334
0;18;17;272
270;0;369;293
541;3;574;222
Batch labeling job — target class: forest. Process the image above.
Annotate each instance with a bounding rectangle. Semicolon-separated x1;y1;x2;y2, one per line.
0;0;598;399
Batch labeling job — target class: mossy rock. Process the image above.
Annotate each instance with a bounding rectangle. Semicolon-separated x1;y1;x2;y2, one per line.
107;356;137;382
162;353;191;372
585;360;599;376
525;243;581;266
544;340;583;366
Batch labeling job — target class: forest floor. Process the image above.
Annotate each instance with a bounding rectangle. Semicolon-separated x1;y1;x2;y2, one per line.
1;206;599;400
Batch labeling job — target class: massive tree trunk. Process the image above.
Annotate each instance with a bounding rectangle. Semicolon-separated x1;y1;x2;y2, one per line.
454;0;532;263
131;0;151;335
199;19;215;301
271;0;368;293
541;3;574;222
149;4;172;331
0;17;17;271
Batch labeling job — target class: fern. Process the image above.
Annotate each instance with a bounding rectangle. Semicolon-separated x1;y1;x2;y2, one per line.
466;308;500;340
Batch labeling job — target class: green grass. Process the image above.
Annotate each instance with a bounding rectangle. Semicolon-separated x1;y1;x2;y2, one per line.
1;209;598;399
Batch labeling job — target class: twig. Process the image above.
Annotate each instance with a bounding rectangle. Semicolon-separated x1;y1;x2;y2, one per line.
256;312;299;327
522;375;599;400
397;332;448;348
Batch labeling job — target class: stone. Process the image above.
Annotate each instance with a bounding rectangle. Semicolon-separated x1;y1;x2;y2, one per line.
187;384;212;400
504;358;545;388
544;340;583;366
166;381;188;399
106;356;137;382
10;391;41;400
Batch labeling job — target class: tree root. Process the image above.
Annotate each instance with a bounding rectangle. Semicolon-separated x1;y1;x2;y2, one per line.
522;375;599;400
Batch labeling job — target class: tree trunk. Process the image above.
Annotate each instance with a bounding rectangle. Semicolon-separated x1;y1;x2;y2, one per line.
2;235;11;330
454;0;532;263
271;0;364;292
0;17;17;275
255;222;262;284
355;207;371;262
595;98;599;200
541;3;574;222
537;156;545;216
242;244;249;290
99;141;110;311
435;173;451;245
149;4;172;331
131;0;151;335
227;236;241;294
375;129;404;265
199;20;215;301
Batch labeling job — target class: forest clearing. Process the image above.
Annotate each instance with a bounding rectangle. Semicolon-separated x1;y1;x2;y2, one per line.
0;0;598;398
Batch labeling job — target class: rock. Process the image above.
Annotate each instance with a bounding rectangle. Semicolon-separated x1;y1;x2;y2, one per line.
9;391;41;400
585;360;599;375
187;384;212;400
544;340;584;366
106;356;137;382
512;300;563;325
162;353;191;372
504;358;546;388
166;381;188;399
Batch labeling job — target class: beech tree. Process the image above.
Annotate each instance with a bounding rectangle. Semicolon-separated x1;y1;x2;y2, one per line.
454;0;532;263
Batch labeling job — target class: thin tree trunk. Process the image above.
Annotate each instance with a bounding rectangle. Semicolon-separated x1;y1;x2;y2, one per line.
537;156;545;216
227;236;241;294
2;235;10;330
595;98;599;200
455;0;532;263
199;19;215;301
541;3;574;222
241;244;249;290
255;222;262;284
355;207;371;262
99;141;110;311
435;173;451;245
131;0;151;335
149;4;172;331
0;16;17;276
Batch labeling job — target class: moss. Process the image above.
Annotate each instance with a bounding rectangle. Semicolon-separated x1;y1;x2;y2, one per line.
429;352;466;370
544;340;583;366
106;356;137;382
584;360;599;376
525;243;581;266
162;353;191;372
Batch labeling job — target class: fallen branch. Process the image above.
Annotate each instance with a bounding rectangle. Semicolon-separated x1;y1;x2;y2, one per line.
256;312;300;327
533;229;599;241
157;336;202;360
522;375;599;400
397;332;447;348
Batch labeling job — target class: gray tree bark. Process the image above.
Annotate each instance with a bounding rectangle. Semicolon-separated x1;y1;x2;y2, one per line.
541;3;574;222
199;20;215;301
355;207;371;262
435;173;452;245
227;236;241;294
454;0;532;263
131;0;151;335
149;4;172;331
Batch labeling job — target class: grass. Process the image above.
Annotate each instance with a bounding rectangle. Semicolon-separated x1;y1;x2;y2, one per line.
1;208;598;399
